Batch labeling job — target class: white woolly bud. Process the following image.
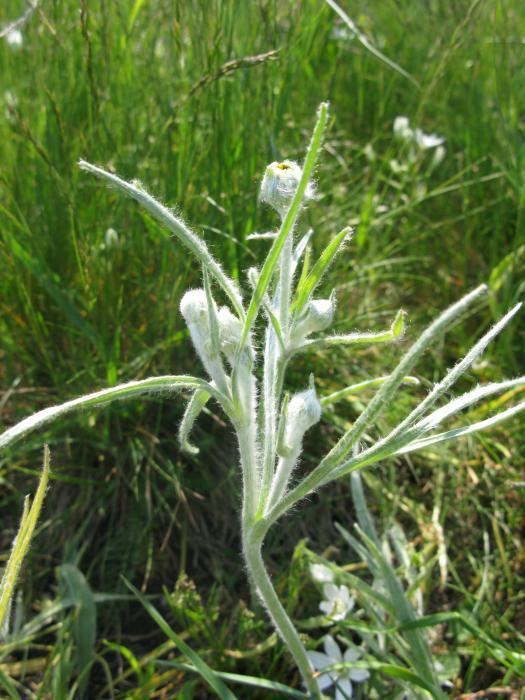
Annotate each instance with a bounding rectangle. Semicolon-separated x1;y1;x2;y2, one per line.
291;297;335;344
259;160;314;217
282;386;321;455
180;289;225;384
218;306;242;362
180;288;208;326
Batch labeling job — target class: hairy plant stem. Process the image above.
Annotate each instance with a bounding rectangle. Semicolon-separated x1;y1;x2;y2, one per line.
242;522;320;698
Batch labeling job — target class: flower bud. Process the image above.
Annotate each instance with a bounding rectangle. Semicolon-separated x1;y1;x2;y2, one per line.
180;288;209;327
180;289;224;383
292;297;335;344
259;160;314;217
217;305;242;362
281;386;321;455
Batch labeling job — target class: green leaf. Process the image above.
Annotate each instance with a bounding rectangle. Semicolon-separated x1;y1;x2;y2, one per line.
292;226;351;315
58;564;97;692
123;578;238;700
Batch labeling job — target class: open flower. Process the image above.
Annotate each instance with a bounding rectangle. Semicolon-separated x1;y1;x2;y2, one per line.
307;635;370;699
319;583;354;621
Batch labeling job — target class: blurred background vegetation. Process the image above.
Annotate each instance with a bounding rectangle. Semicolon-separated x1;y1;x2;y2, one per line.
0;0;523;697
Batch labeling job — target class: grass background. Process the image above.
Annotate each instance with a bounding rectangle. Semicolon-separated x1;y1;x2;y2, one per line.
0;0;524;697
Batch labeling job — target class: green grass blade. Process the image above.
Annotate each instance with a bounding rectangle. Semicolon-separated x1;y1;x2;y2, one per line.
123;578;238;700
0;670;21;700
324;0;420;87
0;445;50;634
158;661;309;698
240;102;329;347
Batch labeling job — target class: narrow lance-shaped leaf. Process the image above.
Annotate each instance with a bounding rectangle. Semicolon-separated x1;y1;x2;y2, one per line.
264;285;489;523
78;161;244;319
321;375;420;407
320;285;488;467
0;375;219;451
386;302;522;442
240;102;329;348
396;400;525;456
291;228;314;276
292;226;352;315
295;309;405;354
411;376;525;435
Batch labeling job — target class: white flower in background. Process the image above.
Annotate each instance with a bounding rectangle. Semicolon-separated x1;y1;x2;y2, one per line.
259;160;315;217
5;28;23;48
310;563;334;584
104;227;119;248
393;115;413;143
413;128;445;150
431;144;446;168
319;583;354;621
393;116;445;154
307;635;370;699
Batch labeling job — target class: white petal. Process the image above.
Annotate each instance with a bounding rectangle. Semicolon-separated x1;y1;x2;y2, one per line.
343;647;361;664
307;651;332;671
323;635;342;662
349;668;370;682
335;678;353;699
323;583;338;601
318;673;335;691
319;600;332;615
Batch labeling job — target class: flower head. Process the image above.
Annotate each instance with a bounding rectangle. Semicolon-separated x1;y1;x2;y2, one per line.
319;583;354;621
307;635;370;699
259;160;314;217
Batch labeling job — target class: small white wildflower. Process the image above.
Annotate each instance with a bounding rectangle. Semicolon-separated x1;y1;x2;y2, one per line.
307;635;370;699
363;142;376;162
431;144;446;168
319;583;354;621
413;128;445;150
310;563;334;584
393;116;413;143
5;28;23;48
104;227;119;248
259;160;314;217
